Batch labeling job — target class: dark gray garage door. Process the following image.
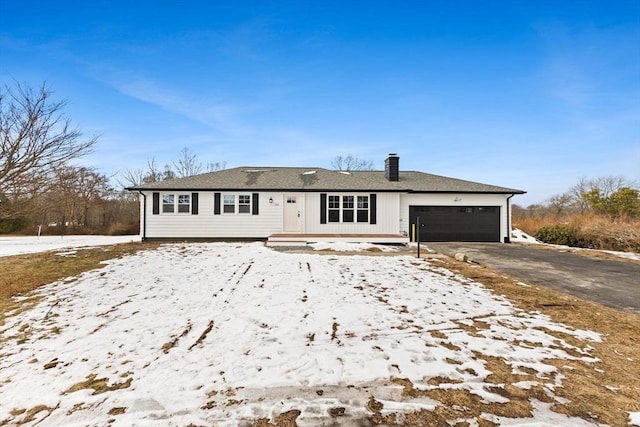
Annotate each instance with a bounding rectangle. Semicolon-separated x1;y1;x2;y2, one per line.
409;206;500;242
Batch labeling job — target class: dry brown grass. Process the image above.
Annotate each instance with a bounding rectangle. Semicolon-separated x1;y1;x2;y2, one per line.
63;373;133;395
515;213;640;252
428;253;640;427
251;410;301;427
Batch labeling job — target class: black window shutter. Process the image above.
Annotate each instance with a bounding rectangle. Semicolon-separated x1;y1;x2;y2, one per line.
320;193;327;224
252;193;259;215
214;193;221;215
370;193;377;224
191;193;199;215
152;192;160;215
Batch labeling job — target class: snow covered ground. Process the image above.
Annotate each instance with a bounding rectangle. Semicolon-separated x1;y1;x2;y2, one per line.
0;235;140;257
0;242;614;426
511;228;542;244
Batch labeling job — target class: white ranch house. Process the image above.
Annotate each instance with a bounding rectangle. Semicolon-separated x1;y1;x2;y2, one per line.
127;154;525;245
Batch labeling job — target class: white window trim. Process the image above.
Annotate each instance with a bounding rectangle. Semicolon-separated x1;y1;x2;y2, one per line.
327;193;369;223
222;193;252;215
162;193;191;214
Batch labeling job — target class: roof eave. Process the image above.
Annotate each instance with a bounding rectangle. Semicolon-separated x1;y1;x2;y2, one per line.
128;187;526;194
407;190;526;194
127;187;409;192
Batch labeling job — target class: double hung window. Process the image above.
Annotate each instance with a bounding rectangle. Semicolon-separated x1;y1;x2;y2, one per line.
162;194;175;213
342;196;354;222
328;196;340;222
223;195;236;213
162;194;190;214
238;195;251;213
327;194;369;223
178;195;190;213
223;194;251;214
357;196;369;222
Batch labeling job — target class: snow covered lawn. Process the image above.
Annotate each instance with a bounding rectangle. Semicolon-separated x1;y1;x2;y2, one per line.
0;242;607;426
0;235;140;257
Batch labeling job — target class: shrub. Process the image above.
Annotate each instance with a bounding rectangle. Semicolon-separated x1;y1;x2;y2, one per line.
0;217;28;233
534;225;582;247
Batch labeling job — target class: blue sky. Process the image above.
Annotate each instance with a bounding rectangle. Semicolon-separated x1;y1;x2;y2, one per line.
1;1;638;205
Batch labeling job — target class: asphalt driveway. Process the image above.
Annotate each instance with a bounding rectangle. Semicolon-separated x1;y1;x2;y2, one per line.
425;242;640;315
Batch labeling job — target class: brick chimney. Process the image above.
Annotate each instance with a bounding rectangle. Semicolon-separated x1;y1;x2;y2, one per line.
384;153;399;181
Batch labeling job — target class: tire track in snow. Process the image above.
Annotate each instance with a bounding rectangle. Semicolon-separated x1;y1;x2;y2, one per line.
161;321;192;353
188;320;215;350
218;260;255;304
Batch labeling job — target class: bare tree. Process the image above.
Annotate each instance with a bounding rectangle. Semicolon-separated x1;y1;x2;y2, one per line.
206;161;226;172
173;147;202;177
173;148;227;177
331;155;375;171
120;158;166;187
121;149;226;188
0;82;97;216
546;193;576;216
37;166;111;230
120;167;149;189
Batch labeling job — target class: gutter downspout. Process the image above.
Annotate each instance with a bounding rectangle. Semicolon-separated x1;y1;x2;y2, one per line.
138;191;147;241
505;194;514;243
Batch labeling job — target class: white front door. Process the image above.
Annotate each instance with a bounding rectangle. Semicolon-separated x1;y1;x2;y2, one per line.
283;194;302;232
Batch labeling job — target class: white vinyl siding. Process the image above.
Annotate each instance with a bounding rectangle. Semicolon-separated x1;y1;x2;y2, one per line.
307;193;399;234
144;191;283;238
142;190;512;241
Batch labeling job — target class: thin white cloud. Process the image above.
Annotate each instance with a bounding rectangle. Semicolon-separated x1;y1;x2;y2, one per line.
105;74;257;138
536;20;639;110
545;59;593;106
97;71;382;170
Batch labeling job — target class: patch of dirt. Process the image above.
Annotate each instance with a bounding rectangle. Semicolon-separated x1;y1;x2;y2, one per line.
331;321;339;341
66;402;92;415
64;373;133;395
10;402;61;425
251;409;301;426
107;407;126;415
43;358;61;369
329;406;346;417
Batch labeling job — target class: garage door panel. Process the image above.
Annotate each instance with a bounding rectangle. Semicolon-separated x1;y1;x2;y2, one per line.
410;205;500;242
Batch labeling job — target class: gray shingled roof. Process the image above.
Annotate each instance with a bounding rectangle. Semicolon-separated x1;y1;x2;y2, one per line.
126;167;525;194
